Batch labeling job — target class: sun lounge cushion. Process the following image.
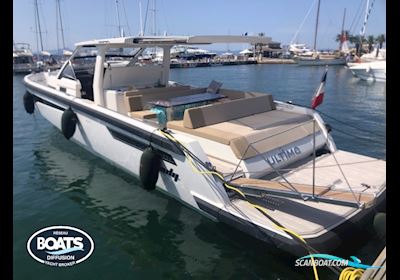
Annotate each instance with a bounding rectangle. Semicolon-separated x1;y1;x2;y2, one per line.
129;110;157;119
230;120;319;159
125;95;143;112
183;94;275;129
169;110;319;160
168;120;250;145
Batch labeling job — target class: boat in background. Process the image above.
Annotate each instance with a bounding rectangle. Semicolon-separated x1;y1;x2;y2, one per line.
296;53;346;66
296;1;347;66
13;43;37;74
348;60;386;82
359;47;386;62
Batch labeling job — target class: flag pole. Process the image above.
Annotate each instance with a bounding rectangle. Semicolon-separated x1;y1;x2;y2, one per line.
312;118;316;198
310;65;328;198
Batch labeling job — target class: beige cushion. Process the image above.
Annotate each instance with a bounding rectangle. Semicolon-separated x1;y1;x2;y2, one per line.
169;110;319;160
167;120;244;144
129;110;157;119
230;121;319;159
125;95;143;112
233;110;311;130
183;94;275;129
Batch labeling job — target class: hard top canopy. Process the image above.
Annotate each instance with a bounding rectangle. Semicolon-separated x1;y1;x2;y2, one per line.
75;35;272;48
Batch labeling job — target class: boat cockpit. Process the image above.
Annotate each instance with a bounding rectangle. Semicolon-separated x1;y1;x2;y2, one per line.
40;36;330;180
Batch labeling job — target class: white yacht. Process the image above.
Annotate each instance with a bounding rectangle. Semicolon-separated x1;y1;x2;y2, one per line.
13;43;36;74
296;54;346;66
348;60;386;82
23;35;385;256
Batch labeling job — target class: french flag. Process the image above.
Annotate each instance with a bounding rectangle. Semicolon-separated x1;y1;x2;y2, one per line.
311;66;328;109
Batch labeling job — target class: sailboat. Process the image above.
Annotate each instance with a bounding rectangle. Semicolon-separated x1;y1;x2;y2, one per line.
346;0;385;82
296;0;346;66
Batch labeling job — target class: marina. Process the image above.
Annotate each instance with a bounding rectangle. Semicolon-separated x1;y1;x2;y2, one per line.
15;37;386;279
13;1;386;279
13;62;386;279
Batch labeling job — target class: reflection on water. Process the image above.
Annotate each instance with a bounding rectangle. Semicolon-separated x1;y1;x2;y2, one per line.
30;131;314;279
14;64;386;279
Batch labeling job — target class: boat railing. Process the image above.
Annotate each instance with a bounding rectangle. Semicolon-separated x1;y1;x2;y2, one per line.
228;117;363;208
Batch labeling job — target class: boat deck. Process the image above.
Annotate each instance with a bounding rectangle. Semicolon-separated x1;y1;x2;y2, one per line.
268;150;386;195
225;150;385;238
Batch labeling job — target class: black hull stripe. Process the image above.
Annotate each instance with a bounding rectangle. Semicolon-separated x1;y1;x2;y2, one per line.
108;128;176;165
26;82;184;156
35;97;177;165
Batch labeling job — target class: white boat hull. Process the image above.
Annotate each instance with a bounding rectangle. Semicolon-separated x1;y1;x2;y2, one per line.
296;57;346;66
348;61;386;82
22;31;386;255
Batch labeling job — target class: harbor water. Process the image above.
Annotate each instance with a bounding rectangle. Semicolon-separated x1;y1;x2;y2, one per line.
13;64;386;279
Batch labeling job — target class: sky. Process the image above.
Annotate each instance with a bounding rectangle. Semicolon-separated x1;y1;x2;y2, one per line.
13;0;386;52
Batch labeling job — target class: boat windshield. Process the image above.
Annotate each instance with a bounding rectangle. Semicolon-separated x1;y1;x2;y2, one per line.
14;56;34;64
59;46;141;81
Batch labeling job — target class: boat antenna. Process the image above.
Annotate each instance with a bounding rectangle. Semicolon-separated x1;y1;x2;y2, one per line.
313;0;321;52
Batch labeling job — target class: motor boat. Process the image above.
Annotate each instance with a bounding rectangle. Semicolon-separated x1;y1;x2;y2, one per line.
13;43;36;74
348;60;386;82
23;35;386;256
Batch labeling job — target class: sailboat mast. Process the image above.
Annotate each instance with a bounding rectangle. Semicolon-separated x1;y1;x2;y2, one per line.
313;0;320;52
359;0;375;55
115;0;123;37
56;0;59;54
34;0;44;52
139;1;144;36
339;8;346;50
57;0;66;50
152;0;156;36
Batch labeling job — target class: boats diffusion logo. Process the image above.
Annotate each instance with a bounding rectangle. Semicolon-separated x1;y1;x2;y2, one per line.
295;254;384;269
27;226;94;267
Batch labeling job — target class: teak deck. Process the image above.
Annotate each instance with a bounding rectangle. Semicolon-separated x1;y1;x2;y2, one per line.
232;177;375;205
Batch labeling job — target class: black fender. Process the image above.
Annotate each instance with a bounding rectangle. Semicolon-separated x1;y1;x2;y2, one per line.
23;92;35;114
61;107;78;139
139;147;161;190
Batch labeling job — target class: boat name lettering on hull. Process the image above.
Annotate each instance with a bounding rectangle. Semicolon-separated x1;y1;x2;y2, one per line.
160;167;179;182
267;146;301;166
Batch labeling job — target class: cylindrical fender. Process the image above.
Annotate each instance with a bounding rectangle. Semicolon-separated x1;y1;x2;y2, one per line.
61;107;78;139
23;92;35;114
139;147;161;190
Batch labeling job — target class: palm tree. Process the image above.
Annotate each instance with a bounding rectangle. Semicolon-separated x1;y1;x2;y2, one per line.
367;35;375;52
349;35;366;55
375;34;386;49
335;30;350;43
